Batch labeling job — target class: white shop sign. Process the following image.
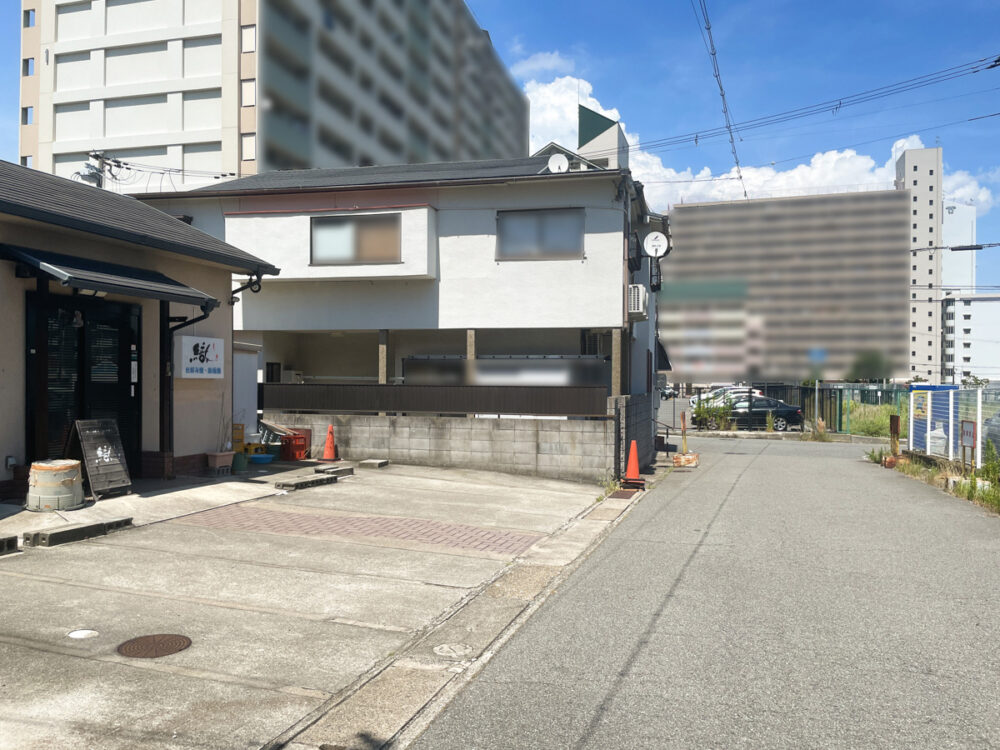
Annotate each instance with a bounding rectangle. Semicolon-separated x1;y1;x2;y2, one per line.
176;336;224;379
960;420;976;449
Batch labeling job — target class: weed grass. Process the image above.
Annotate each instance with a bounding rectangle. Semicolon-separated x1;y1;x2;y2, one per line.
845;401;909;438
885;439;1000;514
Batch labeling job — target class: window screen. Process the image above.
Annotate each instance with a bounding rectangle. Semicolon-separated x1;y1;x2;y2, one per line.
311;213;401;264
497;209;584;260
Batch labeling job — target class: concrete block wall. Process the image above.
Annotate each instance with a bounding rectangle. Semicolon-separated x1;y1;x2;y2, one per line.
263;411;616;483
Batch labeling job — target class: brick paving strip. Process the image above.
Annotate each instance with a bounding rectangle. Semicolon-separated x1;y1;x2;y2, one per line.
171;504;543;556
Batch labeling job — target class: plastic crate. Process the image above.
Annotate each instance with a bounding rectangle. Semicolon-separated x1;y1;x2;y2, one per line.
280;434;308;461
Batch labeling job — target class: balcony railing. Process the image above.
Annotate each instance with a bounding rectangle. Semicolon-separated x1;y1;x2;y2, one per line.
260;383;610;417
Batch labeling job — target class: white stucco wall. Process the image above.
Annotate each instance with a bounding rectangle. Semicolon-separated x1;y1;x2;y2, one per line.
151;175;627;331
225;206;437;280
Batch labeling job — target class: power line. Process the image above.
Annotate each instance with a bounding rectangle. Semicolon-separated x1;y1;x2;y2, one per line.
575;52;1000;161
689;0;748;199
88;151;237;186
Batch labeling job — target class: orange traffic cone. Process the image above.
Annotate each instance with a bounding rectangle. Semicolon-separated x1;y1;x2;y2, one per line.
622;439;645;490
320;424;339;461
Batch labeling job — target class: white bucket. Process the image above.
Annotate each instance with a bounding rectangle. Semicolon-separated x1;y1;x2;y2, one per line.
26;459;86;512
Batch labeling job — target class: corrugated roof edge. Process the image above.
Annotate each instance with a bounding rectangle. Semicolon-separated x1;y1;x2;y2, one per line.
136;158;627;200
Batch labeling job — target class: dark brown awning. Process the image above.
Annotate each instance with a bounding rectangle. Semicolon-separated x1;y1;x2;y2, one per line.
1;244;219;311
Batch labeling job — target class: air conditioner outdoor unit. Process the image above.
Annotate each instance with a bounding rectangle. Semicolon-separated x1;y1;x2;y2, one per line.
628;284;648;321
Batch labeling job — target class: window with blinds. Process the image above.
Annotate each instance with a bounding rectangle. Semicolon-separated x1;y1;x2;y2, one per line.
496;208;585;260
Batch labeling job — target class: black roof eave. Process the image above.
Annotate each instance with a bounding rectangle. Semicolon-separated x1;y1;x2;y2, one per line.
137;169;625;201
0;198;280;278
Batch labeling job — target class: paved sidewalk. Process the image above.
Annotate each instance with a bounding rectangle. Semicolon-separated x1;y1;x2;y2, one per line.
410;437;1000;749
0;460;652;750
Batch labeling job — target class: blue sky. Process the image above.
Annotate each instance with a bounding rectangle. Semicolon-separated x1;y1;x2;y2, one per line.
2;1;998;279
467;0;1000;283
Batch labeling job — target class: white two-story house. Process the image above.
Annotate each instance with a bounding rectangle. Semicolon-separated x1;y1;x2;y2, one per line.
141;129;664;482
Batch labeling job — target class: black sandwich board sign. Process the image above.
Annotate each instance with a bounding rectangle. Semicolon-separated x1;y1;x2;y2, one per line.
68;419;132;500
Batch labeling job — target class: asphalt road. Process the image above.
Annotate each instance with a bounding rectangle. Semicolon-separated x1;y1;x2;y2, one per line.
411;437;1000;749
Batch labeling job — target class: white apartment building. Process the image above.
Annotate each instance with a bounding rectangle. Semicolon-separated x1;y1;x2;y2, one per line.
896;147;941;380
940;201;979;382
942;295;1000;384
18;0;528;192
941;201;977;290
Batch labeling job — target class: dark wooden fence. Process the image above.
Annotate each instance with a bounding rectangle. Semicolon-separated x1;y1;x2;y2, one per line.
260;383;610;417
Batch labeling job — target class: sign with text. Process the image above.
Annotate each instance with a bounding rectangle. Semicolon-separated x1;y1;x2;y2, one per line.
176;336;224;379
961;420;977;449
72;419;132;500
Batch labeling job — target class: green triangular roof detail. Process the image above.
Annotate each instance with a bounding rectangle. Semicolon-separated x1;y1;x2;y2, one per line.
578;105;617;148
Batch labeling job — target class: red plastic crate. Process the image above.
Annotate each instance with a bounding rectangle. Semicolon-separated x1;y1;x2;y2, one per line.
280;434;308;461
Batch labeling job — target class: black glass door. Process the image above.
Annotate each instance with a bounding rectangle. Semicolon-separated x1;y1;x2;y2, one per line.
28;294;141;473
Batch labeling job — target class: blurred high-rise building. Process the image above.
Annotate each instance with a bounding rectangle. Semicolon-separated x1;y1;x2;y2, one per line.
658;147;979;386
17;0;529;192
659;190;912;384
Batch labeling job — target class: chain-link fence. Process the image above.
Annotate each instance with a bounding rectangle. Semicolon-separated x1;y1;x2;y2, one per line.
909;388;1000;464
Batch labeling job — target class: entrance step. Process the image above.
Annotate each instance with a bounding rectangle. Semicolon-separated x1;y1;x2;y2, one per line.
273;474;339;491
313;465;355;478
23;517;132;548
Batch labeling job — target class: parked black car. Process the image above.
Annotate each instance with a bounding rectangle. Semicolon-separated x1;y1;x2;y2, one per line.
729;397;803;431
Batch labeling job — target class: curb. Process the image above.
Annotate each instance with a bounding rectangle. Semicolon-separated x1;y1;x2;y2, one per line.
390;480;655;748
267;474;661;750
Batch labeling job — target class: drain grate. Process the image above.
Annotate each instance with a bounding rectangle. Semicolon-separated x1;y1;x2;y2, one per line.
117;634;191;659
608;490;637;499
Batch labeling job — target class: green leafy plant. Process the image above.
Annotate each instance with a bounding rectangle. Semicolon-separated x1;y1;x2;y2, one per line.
962;374;991;388
692;399;733;431
765;410;775;432
866;447;887;464
980;439;1000;486
599;471;620;496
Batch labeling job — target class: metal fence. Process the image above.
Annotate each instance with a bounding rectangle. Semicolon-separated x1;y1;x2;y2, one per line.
909;388;1000;465
662;383;909;436
753;383;908;436
259;383;611;417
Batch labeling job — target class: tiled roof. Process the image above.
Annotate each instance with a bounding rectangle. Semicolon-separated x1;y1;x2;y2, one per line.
168;156;618;196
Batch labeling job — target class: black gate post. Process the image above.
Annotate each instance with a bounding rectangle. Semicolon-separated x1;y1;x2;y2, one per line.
159;300;174;478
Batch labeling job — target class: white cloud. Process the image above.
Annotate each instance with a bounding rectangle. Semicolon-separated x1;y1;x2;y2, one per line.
510;52;575;81
523;76;619;153
944;171;994;216
524;76;995;217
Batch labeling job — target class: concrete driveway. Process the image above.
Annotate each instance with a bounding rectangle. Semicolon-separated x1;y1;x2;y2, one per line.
0;462;625;750
411;437;1000;749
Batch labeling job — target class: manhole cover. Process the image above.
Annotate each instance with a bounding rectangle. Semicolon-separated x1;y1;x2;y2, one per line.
433;643;473;659
67;629;99;639
117;634;191;659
